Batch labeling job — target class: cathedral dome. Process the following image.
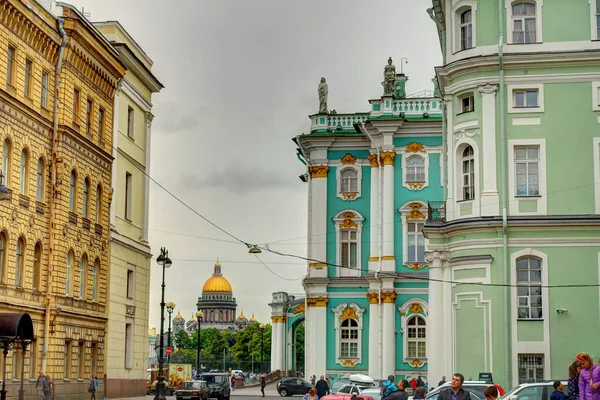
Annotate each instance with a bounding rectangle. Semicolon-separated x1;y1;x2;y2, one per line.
202;260;233;293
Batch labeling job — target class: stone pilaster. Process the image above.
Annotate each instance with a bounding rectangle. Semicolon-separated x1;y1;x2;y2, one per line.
478;84;499;216
308;166;329;278
381;152;396;271
368;154;380;266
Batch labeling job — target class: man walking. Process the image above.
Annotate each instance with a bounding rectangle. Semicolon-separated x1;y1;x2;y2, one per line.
437;374;471;400
316;375;330;399
35;371;45;400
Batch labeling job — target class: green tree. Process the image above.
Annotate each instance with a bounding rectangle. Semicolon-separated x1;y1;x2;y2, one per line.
174;329;193;350
231;324;271;373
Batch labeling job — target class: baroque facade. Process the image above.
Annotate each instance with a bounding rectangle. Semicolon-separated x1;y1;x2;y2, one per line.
273;60;443;381
0;0;125;397
94;21;163;398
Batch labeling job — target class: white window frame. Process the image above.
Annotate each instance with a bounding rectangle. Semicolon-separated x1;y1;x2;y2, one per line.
506;0;543;44
593;137;600;213
452;2;478;54
514;146;540;197
398;298;428;364
457;92;475;114
508;139;547;215
336;165;362;200
590;0;600;40
507;84;544;113
398;201;428;269
405;155;426;184
459;9;473;50
461;145;475;200
454;139;480;218
401;149;430;191
515;256;543;319
333;210;364;278
332;303;365;367
592;82;600;111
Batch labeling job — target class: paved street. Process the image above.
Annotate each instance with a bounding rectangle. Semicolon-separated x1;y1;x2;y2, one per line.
110;382;283;400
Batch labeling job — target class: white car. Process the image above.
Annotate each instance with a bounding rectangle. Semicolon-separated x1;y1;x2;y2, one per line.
502;381;569;400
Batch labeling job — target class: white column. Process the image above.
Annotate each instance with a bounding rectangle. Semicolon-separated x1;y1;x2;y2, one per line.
425;250;450;386
479;84;499;216
368;154;380;265
311;303;327;375
442;261;453;378
308;165;329;276
381;152;396;271
382;291;396;377
271;318;281;371
142;112;153;242
445;98;455;221
367;293;379;378
278;320;286;371
304;305;315;378
109;86;120;227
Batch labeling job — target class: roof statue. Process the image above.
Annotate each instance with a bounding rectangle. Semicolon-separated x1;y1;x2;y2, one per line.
318;77;328;114
383;57;396;95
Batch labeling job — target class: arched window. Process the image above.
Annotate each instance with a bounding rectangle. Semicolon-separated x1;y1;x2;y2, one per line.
66;251;74;296
462;145;475;200
2;139;11;186
79;255;87;299
95;184;102;223
69;170;76;213
0;232;6;283
340;168;358;193
406;156;425;183
83;178;90;219
340;319;359;358
33;243;41;290
15;237;24;287
460;9;473;50
19;150;28;195
36;158;44;202
512;2;536;44
92;259;99;301
516;256;542;319
407;316;426;358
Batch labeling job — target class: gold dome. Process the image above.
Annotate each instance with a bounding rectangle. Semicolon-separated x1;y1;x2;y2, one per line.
250;313;256;322
238;311;246;319
189;314;195;322
202;259;232;293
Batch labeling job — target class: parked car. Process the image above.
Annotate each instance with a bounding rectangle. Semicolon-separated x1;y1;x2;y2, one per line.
502;380;569;400
176;380;209;400
277;377;311;396
361;388;383;400
331;379;351;394
427;381;504;400
199;373;231;400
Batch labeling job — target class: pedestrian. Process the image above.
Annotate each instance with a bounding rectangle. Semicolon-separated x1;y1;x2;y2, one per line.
484;385;498;400
89;374;98;400
303;387;319;400
438;376;447;387
569;360;581;400
577;352;600;400
383;375;399;398
260;375;267;398
316;375;330;399
387;379;409;400
436;373;472;400
231;374;236;392
551;381;566;400
412;378;417;391
414;387;427;400
311;375;316;385
42;374;53;400
35;370;46;400
417;376;425;388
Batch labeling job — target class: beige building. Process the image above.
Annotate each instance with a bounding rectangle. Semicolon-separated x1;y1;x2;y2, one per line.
94;21;163;398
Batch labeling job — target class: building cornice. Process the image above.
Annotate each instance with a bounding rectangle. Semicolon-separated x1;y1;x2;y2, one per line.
120;78;153;113
109;229;151;257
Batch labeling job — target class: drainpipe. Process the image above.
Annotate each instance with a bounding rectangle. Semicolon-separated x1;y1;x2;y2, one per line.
498;0;511;389
360;123;383;379
42;17;67;372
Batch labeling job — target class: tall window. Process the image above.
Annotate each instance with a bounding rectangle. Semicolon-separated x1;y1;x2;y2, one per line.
406;156;425;183
127;106;134;138
78;342;85;378
407;316;427;358
19;150;27;195
66;251;73;296
82;178;89;219
125;323;133;369
125;172;132;220
515;146;539;196
98;108;104;142
69;170;76;212
407;221;425;263
36;158;44;202
86;99;93;134
24;59;32;97
3;139;11;186
6;46;15;85
90;343;97;377
92;259;98;301
126;269;134;299
512;2;536;44
33;243;41;290
15;237;24;287
462;145;475;200
64;340;72;378
0;233;5;283
95;185;102;223
340;168;358;193
518;354;544;383
340;319;359;358
516;256;542;319
340;229;358;269
596;1;600;40
79;255;87;299
41;72;48;108
73;88;80;124
460;9;473;50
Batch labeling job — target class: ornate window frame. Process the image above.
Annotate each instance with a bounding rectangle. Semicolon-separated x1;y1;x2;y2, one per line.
332;302;365;368
508;84;544;113
400;142;429;191
507;139;547;215
333;210;364;277
505;0;543;44
398;298;429;367
336;153;362;201
454;138;480;218
452;1;478;54
398;201;428;270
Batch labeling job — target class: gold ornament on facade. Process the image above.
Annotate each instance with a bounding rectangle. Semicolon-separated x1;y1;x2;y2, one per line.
306;297;328;307
338;306;359;322
340;153;357;165
408;183;425;191
271;316;286;323
367;154;379;168
405;142;426;153
381;255;395;261
309;165;329;179
366;293;380;304
309;262;327;270
340;359;358;367
407;263;426;270
294;303;305;315
409;359;424;368
409;303;424;314
380;151;396;166
408;203;426;220
339;212;358;229
342;193;357;201
381;291;397;303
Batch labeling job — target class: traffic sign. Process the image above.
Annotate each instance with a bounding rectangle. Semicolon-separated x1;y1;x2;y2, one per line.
166;347;173;355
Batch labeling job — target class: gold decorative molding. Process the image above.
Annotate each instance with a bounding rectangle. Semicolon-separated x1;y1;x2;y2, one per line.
409;359;424;368
368;256;379;262
366;293;380;304
309;262;327;270
381;291;397;303
381;255;395;261
405;142;426;153
307;297;328;307
408;183;425;191
380;151;396;166
340;153;357;165
342;193;357;201
271;316;287;323
367;154;379;168
338;306;359;322
293;303;305;315
309;165;329;179
340;359;358;367
400;312;406;316
409;303;424;314
407;263;426;270
339;212;358;229
408;203;426;220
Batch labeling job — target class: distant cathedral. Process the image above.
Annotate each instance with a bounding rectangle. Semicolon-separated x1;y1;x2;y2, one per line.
173;260;256;333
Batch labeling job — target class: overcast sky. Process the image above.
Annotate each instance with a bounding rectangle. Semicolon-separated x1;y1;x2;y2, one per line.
70;0;442;329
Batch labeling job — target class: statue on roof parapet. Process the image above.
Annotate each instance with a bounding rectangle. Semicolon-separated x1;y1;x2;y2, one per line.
383;57;396;95
318;77;329;114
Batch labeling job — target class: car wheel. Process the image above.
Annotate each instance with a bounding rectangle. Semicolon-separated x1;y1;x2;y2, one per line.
280;388;288;397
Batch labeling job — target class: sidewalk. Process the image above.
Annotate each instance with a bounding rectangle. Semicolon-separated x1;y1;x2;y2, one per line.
232;382;279;397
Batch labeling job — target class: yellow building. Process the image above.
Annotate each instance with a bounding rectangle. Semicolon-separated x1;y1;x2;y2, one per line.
0;0;124;397
94;21;163;398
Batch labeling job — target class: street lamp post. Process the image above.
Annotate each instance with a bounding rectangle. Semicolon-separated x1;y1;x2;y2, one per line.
166;301;176;364
154;247;172;400
196;311;204;376
259;323;266;373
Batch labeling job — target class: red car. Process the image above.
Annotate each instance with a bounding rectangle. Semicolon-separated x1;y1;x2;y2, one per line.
320;395;375;400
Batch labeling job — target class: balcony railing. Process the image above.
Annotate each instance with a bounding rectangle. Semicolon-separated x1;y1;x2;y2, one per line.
427;201;446;223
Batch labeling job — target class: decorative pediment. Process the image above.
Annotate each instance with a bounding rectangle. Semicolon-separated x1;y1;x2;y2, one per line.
338;306;358;322
340;153;357;165
405;142;426;153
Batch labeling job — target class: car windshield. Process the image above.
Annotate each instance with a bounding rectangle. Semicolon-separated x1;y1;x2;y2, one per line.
201;375;225;383
332;380;350;392
183;382;203;389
